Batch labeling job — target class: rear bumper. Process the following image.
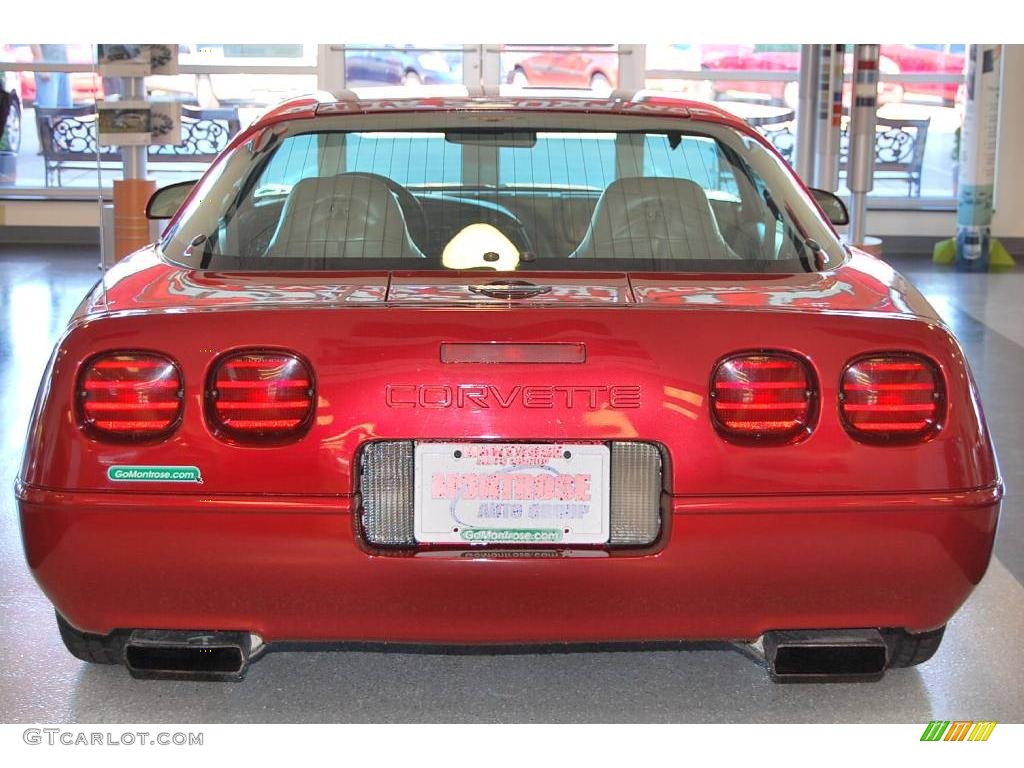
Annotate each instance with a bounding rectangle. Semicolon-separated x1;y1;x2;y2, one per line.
18;483;1001;643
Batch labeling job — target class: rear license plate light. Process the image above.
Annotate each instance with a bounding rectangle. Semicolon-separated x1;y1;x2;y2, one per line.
360;441;663;549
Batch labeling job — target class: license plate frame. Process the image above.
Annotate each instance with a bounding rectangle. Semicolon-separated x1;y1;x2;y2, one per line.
413;442;611;545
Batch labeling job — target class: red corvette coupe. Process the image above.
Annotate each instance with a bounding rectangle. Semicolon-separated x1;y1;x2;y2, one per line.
18;92;1001;682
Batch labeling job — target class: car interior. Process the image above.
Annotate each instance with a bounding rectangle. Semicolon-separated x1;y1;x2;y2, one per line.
191;128;825;272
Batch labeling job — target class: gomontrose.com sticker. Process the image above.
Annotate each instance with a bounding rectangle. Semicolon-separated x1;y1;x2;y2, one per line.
107;466;203;484
460;528;563;543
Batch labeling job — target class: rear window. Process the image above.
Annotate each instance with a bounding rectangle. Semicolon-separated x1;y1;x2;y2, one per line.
160;110;843;273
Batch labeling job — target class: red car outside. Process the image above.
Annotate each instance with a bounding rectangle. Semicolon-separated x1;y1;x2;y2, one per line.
881;44;966;103
504;45;618;92
702;44;965;106
17;92;1000;682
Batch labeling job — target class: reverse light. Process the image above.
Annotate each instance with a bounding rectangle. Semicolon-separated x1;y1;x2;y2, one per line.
840;353;944;442
711;352;816;443
78;352;183;441
207;351;314;442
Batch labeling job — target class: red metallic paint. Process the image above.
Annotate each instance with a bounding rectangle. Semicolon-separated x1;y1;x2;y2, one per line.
18;484;999;640
20;266;998;498
17;94;1001;644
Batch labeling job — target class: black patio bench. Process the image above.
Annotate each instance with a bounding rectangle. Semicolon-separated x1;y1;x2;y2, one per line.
753;113;931;198
838;115;930;198
35;104;241;186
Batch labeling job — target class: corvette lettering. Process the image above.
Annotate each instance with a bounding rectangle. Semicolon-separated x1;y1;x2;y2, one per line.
385;384;641;409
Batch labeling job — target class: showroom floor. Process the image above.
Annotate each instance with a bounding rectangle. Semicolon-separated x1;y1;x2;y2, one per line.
0;245;1021;723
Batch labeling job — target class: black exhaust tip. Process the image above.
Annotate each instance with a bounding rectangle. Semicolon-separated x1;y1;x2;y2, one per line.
763;629;888;683
124;630;251;681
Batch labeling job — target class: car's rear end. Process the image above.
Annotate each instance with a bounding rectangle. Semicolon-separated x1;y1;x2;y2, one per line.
17;96;1002;681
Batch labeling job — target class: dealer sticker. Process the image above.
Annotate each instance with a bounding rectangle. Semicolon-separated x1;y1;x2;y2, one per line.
107;465;204;484
413;442;610;544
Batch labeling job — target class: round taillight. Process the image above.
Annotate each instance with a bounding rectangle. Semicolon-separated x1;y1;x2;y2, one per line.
78;352;183;441
207;351;314;442
840;353;944;442
711;352;816;444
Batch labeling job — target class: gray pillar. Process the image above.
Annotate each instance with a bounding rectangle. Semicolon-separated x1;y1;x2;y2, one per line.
478;45;502;90
813;44;843;191
318;44;347;94
847;44;880;244
463;44;482;89
795;45;820;181
616;44;646;92
121;76;147;180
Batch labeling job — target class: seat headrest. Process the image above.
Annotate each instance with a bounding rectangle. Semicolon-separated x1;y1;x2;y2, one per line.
570;176;741;261
266;174;425;260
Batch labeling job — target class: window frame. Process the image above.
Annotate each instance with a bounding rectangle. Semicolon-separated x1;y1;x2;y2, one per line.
0;43;966;212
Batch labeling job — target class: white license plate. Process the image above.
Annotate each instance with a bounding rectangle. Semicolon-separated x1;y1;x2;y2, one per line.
414;442;610;545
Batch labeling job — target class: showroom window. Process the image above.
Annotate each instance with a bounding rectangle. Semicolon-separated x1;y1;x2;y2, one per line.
501;44;619;93
838;44;964;200
0;43;317;194
343;44;463;89
0;42;969;207
643;43;967;203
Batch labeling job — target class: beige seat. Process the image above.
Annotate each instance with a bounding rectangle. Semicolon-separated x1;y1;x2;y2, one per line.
265;174;425;259
569;177;742;261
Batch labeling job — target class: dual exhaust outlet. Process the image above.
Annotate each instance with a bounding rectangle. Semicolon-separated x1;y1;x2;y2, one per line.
762;629;889;682
124;630;252;681
120;627;889;683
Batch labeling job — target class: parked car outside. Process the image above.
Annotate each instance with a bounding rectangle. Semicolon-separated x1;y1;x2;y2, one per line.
146;44;318;108
700;44;964;107
880;44;965;104
504;44;617;93
344;45;462;87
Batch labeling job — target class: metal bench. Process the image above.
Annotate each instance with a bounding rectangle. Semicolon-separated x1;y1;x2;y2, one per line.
839;115;930;197
753;113;931;197
35;104;241;186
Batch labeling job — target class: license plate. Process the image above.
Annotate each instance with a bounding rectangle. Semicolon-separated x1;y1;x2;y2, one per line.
414;442;610;545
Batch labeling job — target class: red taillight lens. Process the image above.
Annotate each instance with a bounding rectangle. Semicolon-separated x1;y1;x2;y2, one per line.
840;354;944;442
78;352;183;441
208;351;314;441
711;352;815;443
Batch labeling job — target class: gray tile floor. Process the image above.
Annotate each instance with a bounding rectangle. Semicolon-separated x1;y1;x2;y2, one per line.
0;246;1021;723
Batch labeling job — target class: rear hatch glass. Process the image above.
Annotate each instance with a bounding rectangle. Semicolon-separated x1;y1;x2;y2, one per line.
160;110;843;274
